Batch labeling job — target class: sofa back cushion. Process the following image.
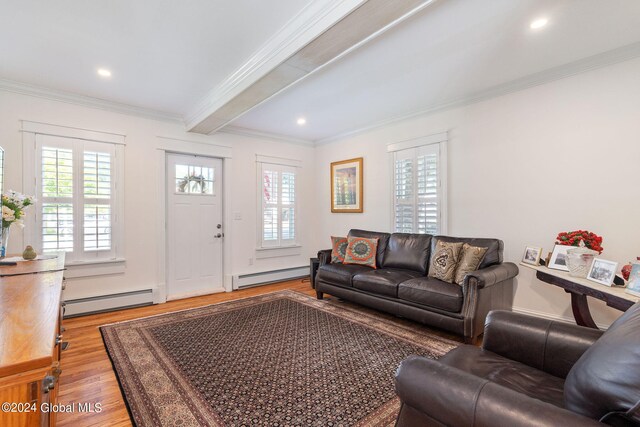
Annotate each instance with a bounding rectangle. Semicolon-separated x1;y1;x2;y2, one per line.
431;236;503;269
564;302;640;423
348;229;390;268
382;233;432;274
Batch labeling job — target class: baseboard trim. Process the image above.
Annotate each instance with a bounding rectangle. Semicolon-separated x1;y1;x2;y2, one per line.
64;289;154;318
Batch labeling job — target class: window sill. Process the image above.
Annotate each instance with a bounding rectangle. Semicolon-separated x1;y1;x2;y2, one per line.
255;245;302;259
64;258;126;279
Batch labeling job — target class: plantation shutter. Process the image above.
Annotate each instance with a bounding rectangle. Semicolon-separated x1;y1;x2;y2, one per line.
260;162;297;247
392;141;444;235
37;135;117;261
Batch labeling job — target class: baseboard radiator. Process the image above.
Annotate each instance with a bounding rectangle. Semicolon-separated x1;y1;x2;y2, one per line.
64;289;154;318
232;266;309;290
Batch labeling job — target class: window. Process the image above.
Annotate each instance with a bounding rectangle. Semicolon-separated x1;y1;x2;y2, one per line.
175;164;215;194
35;134;123;262
391;137;446;234
258;162;297;248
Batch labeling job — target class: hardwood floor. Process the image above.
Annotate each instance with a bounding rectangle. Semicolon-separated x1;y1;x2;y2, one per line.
57;279;315;427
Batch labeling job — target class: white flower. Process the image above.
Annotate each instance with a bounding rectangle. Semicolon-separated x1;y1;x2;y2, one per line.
2;205;15;222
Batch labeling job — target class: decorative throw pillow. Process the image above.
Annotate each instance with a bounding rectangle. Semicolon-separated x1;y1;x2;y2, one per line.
454;243;488;285
343;237;379;269
428;240;464;283
330;236;348;263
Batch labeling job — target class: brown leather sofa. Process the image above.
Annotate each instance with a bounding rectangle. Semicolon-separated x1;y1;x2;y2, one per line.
315;229;518;343
395;304;640;426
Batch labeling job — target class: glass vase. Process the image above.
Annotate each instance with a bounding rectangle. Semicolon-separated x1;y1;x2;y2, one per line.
0;226;9;259
566;247;598;278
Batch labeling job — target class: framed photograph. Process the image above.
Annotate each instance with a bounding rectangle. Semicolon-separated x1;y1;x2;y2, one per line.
522;246;543;265
548;244;571;271
626;263;640;297
331;157;363;213
587;258;619;286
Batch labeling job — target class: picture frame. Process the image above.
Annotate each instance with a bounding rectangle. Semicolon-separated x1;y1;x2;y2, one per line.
548;244;571;271
626;263;640;297
331;157;363;213
522;246;543;266
587;258;619;286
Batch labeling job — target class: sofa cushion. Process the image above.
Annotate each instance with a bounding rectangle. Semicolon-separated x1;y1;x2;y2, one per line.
344;236;379;269
428;240;464;283
432;236;503;269
454;243;489;285
564;302;640;422
440;345;566;408
348;229;390;269
398;277;464;313
330;236;348;263
382;233;432;274
316;263;371;287
353;269;422;298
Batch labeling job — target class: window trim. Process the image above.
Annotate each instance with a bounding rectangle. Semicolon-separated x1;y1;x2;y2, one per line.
388;133;448;235
256;159;300;250
22;122;125;272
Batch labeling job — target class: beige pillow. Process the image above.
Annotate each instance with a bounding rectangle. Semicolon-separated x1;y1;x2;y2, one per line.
428;240;464;283
454;243;488;285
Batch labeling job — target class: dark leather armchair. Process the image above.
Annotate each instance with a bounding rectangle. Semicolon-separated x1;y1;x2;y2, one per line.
395;303;640;426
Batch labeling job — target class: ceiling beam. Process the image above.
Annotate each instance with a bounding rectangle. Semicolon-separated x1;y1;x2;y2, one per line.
186;0;436;135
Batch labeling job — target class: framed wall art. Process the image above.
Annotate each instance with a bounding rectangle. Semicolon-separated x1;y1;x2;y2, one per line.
331;157;363;213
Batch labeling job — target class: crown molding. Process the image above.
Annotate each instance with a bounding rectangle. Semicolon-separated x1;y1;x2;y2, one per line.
315;41;640;146
184;0;366;131
220;126;314;147
0;78;184;124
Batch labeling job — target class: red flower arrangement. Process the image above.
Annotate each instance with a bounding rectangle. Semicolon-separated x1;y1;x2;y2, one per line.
556;230;603;254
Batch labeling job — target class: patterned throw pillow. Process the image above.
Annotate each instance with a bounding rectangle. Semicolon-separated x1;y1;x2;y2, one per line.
428;240;464;283
330;236;348;263
454;243;488;285
343;237;379;269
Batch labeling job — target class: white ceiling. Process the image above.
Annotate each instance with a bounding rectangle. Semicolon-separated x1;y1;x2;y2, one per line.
1;0;640;141
0;0;314;115
231;0;640;141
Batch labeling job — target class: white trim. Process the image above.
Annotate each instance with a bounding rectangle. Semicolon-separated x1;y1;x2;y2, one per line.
255;154;302;168
232;266;308;289
21;120;126;144
255;245;303;259
185;0;367;130
156;136;232;159
316;41;640;146
386;132;448;153
221;126;314;147
63;259;126;279
0;78;182;124
512;306;610;330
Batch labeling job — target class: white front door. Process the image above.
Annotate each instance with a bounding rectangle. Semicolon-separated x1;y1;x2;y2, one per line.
166;153;223;300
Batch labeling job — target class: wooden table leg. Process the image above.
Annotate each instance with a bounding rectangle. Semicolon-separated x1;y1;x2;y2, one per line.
566;291;599;329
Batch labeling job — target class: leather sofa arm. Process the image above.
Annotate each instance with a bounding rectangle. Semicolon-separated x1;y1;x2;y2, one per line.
483;310;604;378
395;355;602;427
464;262;518;289
317;249;332;266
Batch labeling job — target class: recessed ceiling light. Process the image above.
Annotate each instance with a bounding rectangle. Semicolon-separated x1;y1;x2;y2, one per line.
97;68;112;78
296;117;307;126
530;18;548;29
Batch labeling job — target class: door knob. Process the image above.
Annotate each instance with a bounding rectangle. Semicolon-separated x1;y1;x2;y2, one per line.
214;233;223;238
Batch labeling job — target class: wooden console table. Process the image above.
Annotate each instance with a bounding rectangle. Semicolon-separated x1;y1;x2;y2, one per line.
521;262;638;329
0;253;66;426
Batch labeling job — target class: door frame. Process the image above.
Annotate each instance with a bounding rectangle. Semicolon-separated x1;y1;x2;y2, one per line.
155;136;233;304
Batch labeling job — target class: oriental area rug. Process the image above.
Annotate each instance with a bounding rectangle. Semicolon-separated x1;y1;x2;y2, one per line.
101;290;459;426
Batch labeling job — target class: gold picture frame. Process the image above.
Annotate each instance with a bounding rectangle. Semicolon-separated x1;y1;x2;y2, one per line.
331;157;363;213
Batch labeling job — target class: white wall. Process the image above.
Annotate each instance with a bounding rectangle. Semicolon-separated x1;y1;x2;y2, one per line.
314;57;640;327
0;91;316;301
